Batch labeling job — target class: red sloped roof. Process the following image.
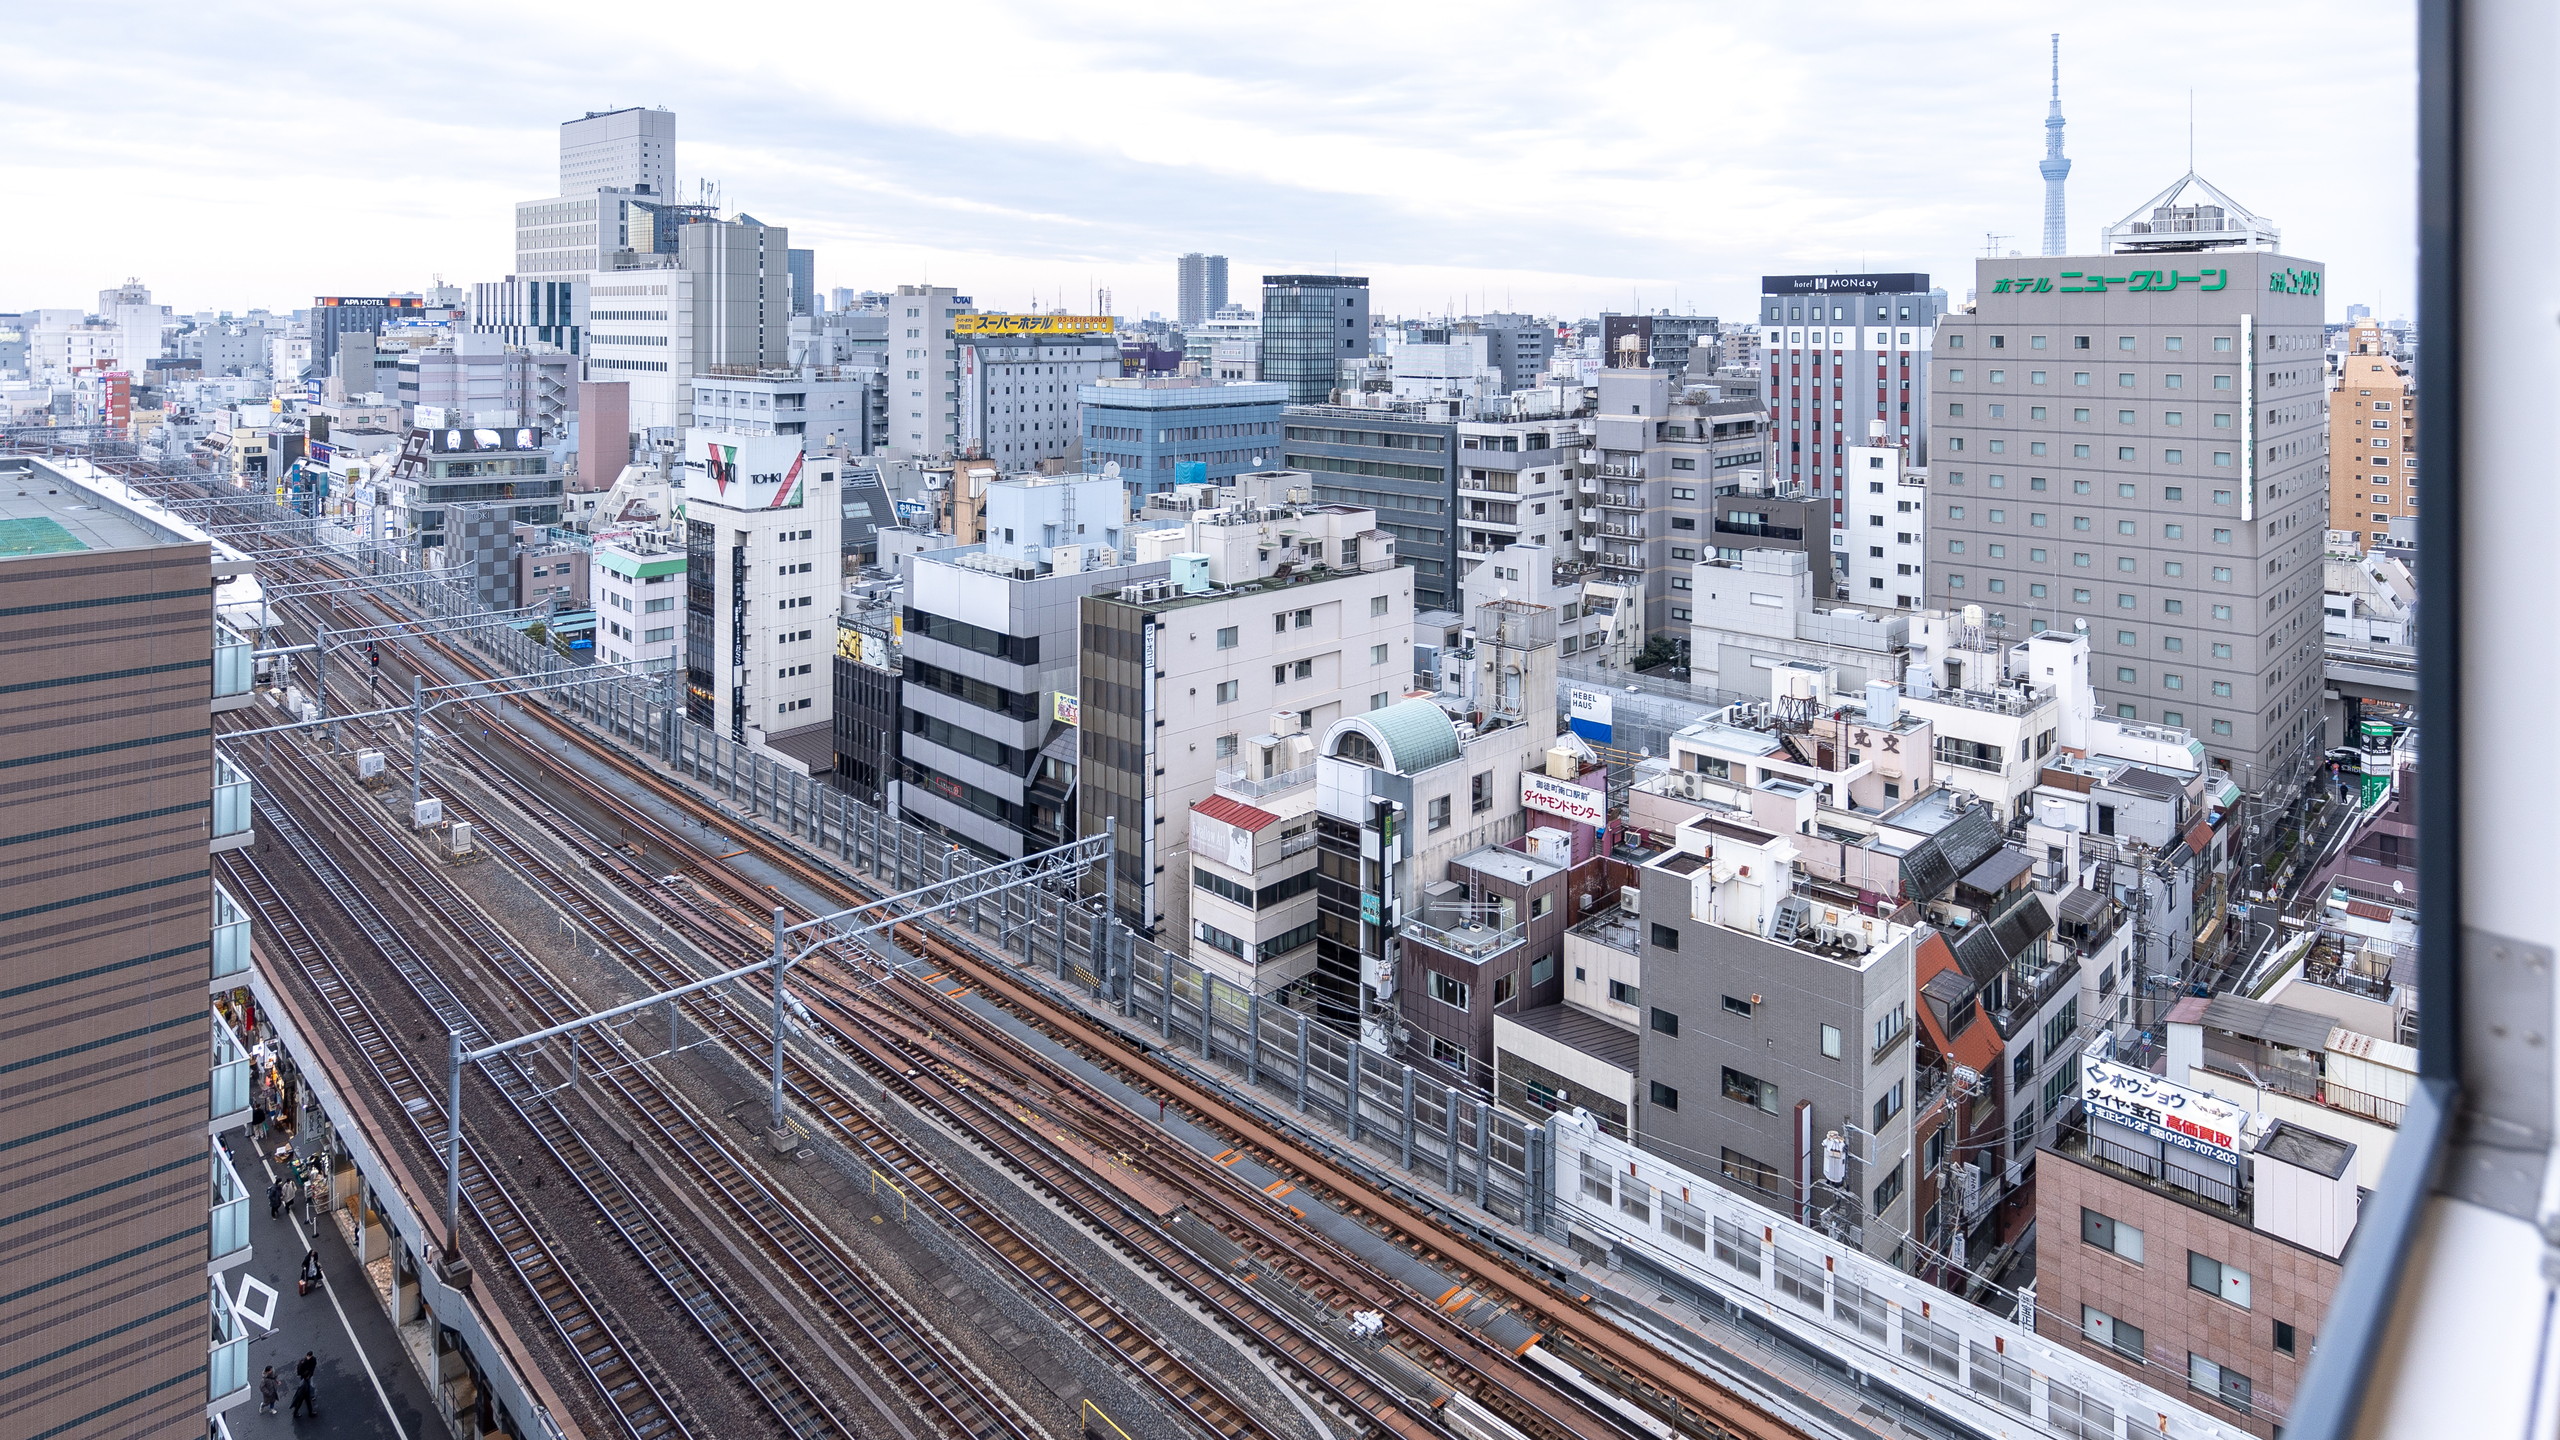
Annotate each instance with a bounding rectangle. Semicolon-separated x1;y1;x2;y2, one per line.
1193;794;1281;832
2345;899;2394;922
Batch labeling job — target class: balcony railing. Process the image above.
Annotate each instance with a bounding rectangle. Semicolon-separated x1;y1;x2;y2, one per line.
1398;915;1528;962
207;1277;249;1411
211;751;253;849
1596;491;1641;509
209;1021;250;1132
212;620;254;705
210;882;249;990
1278;830;1319;858
1216;762;1314;799
209;1139;250;1270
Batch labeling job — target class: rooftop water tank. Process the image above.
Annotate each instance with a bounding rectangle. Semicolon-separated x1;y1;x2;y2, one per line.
1168;552;1212;593
1865;680;1899;726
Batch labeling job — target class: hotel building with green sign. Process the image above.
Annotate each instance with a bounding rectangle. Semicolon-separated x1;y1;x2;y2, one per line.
1925;176;2329;839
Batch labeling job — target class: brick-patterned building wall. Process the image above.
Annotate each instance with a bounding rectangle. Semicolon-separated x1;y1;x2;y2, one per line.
2033;1141;2341;1437
0;541;221;1438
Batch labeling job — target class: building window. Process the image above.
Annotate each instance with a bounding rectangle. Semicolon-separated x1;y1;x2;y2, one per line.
1216;626;1238;649
1723;994;1755;1017
1429;972;1472;1011
1712;1216;1759;1275
2274;1320;2299;1357
1216;680;1239;703
1870;1160;1904;1215
1648;1081;1680;1111
1719;1148;1781;1195
1661;1195;1707;1249
1650;1007;1680;1036
1870;1081;1904;1129
1820;1023;1842;1059
2082;1208;2145;1263
1648;922;1680;951
1608;979;1640;1006
1721;1066;1778;1114
1427;795;1451;831
2189;1354;2255;1415
1196;922;1246;957
1471;770;1493;813
1215;733;1239;759
1371;594;1390;616
2189;1251;2253;1308
1430;1036;1467;1070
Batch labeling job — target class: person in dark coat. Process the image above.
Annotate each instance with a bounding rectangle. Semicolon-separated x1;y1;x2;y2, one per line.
259;1367;280;1414
290;1375;316;1418
295;1351;316;1383
267;1180;285;1219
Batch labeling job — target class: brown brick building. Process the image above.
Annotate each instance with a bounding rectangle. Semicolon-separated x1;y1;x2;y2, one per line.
2327;321;2418;546
0;457;259;1436
2035;1117;2350;1437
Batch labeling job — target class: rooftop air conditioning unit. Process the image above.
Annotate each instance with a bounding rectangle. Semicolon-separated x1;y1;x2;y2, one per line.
1618;885;1642;914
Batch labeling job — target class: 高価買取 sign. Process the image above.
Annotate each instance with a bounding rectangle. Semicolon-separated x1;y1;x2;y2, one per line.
2082;1055;2252;1165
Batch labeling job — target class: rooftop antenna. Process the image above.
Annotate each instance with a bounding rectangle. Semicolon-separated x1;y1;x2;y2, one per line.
2188;89;2196;174
1982;232;2012;257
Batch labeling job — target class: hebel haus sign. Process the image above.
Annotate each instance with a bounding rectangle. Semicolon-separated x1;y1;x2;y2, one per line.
2081;1055;2252;1165
1521;772;1605;827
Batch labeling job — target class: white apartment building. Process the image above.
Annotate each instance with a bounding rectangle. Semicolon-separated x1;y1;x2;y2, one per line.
890;284;970;457
1455;415;1587;573
693;371;871;453
1838;444;1927;606
675;429;841;761
592;533;687;672
1079;472;1409;982
1460;541;1640;670
586;266;695;431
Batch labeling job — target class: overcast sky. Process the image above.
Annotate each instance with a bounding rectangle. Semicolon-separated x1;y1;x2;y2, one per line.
0;1;2411;324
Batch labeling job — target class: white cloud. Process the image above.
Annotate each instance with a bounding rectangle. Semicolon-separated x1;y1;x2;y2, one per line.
0;0;2411;322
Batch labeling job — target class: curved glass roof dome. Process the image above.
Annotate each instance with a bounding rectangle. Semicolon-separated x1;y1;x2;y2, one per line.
1325;699;1460;775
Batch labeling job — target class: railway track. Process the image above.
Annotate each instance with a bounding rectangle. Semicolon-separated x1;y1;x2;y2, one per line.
220;832;691;1440
421;724;1389;1440
235;733;859;1440
50;439;1805;1440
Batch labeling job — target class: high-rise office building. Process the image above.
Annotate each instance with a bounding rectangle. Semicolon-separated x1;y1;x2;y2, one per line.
0;455;262;1434
1756;274;1943;508
888;284;972;457
787;247;816;317
582;216;792;433
1262;275;1370;405
1927;177;2327;821
558;106;676;195
2327;321;2418;547
515;108;679;277
1178;253;1229;326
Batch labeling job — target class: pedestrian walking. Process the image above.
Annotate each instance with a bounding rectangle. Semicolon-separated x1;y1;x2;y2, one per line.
295;1350;317;1385
259;1367;280;1414
267;1180;285;1219
290;1376;317;1418
299;1248;323;1295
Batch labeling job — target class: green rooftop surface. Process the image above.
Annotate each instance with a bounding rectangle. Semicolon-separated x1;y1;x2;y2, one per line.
0;517;89;555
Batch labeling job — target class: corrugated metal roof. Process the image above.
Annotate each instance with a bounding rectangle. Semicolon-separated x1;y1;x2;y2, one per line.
2200;994;2337;1052
1193;794;1281;832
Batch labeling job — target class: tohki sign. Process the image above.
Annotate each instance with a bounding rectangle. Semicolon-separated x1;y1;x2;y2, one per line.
688;430;806;511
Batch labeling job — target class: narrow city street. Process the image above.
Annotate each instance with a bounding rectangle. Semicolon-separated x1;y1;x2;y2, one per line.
223;1128;437;1440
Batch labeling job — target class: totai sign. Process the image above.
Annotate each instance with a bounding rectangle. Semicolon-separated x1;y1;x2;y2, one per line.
1521;771;1605;828
688;429;806;511
952;314;1114;337
2082;1055;2252;1166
